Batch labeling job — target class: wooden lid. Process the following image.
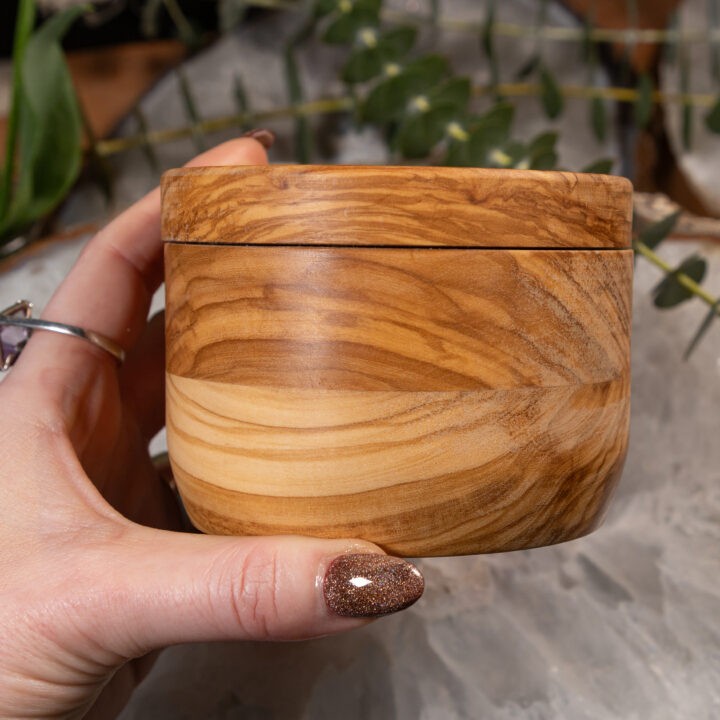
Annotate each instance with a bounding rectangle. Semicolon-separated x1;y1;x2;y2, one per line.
161;165;632;249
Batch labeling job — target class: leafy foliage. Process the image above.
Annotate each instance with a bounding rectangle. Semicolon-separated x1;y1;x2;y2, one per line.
634;73;654;129
590;96;607;142
653;255;707;308
581;158;614;175
0;0;88;246
539;66;563;119
705;96;720;133
638;210;681;250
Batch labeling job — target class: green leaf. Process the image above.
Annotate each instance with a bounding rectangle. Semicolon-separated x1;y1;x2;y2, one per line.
404;54;450;85
356;0;382;12
679;45;692;150
396;102;457;158
233;73;249;114
526;132;558;170
528;131;557;156
322;7;379;44
653;255;707;308
362;76;412;122
581;19;594;64
316;0;382;18
516;54;540;81
481;0;495;59
539;66;563;119
530;150;558;170
590;96;607;142
634;73;654;129
501;140;528;168
1;4;87;242
429;77;471;112
481;0;499;91
314;0;339;17
132;107;160;175
444;139;473;167
140;0;164;37
284;40;313;163
710;0;720;83
176;68;205;152
361;55;449;123
342;47;384;83
683;301;720;359
342;27;417;84
639;209;681;250
581;158;614;174
448;103;515;167
470;102;514;148
0;0;35;219
378;26;416;59
682;102;693;151
705;96;720;133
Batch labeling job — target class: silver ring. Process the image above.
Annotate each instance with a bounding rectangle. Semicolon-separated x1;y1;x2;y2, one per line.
0;300;125;371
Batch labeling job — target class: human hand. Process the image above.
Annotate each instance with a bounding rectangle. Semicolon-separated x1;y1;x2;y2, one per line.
0;137;424;719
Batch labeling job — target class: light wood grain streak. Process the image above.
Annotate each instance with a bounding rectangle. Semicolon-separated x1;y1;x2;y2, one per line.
167;374;628;496
161;165;632;249
168;377;628;556
165;246;633;390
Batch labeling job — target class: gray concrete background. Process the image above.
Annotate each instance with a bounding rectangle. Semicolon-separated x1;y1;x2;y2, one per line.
1;1;719;717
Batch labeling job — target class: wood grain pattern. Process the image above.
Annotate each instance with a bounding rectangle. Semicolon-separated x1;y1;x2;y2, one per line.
167;376;629;556
161;165;632;249
165;245;632;389
164;240;632;556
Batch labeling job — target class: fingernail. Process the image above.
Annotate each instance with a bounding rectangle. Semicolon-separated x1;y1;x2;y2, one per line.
323;553;424;618
241;128;275;149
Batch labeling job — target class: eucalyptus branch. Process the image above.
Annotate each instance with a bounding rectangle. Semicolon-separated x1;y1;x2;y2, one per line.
634;240;720;313
93;97;354;156
92;81;720;159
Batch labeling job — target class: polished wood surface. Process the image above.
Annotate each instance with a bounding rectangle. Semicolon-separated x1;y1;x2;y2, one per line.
167;376;629;556
161;165;632;249
164;232;633;555
165;246;631;389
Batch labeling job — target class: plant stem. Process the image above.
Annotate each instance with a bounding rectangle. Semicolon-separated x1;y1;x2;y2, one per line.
93;97;354;156
162;0;197;45
0;0;35;218
634;240;720;313
92;80;720;159
483;81;717;106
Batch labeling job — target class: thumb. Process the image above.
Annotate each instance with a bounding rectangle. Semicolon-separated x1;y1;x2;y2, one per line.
89;526;424;657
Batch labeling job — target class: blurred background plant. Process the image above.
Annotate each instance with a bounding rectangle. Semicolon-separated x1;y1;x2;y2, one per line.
1;0;719;354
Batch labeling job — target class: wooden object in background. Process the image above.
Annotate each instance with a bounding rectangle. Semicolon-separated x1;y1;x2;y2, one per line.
0;41;185;160
163;165;633;557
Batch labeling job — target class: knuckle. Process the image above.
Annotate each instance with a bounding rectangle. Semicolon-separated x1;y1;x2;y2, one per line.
223;543;282;639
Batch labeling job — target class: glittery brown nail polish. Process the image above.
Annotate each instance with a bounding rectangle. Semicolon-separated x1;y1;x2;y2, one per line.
241;128;276;149
323;553;424;618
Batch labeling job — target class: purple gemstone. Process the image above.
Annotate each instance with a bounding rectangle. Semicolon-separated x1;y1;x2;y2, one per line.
0;315;29;367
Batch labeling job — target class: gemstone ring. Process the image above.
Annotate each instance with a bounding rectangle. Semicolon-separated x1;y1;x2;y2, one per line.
0;300;126;371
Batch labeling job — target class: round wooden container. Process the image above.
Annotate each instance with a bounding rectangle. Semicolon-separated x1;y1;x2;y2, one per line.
162;165;633;557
